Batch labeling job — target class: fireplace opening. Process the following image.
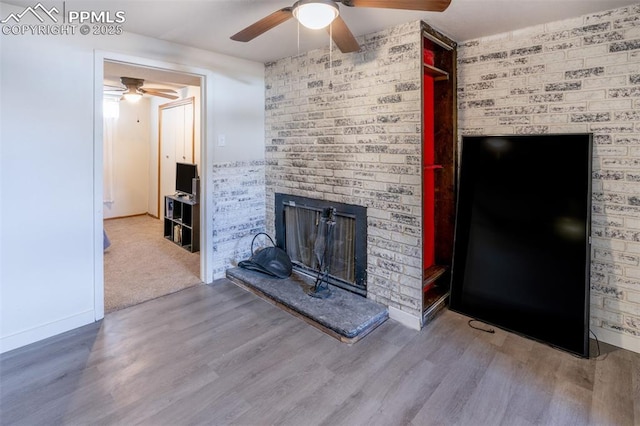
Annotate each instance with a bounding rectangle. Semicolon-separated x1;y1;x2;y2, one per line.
275;193;367;296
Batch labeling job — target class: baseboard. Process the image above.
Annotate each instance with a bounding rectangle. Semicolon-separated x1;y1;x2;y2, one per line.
104;212;154;221
388;306;422;331
0;310;95;354
592;327;640;355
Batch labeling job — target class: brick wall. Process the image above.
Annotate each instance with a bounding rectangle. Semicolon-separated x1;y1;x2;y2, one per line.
212;161;266;278
264;21;425;318
458;4;640;352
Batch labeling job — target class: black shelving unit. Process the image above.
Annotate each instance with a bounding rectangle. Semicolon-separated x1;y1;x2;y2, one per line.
164;195;200;253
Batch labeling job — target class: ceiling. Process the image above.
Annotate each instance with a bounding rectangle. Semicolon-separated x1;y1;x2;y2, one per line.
6;0;638;64
6;0;636;96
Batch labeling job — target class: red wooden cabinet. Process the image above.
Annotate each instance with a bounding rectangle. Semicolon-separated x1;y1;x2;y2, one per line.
421;23;457;322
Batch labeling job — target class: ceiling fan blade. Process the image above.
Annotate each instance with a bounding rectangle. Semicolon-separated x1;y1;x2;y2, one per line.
141;88;177;93
231;8;293;42
141;89;179;100
328;16;360;53
342;0;451;12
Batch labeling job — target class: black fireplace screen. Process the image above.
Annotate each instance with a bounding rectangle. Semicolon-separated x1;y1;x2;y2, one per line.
275;194;367;295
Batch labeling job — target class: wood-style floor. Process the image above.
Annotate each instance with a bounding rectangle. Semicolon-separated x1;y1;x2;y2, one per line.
1;279;639;426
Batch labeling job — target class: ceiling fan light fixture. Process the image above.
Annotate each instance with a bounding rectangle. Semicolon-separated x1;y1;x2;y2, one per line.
292;0;339;30
124;91;142;102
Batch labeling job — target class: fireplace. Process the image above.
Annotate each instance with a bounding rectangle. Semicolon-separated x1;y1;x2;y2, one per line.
274;193;367;296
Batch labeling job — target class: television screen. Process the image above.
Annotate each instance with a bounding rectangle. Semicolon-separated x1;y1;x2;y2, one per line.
176;162;198;196
450;134;592;357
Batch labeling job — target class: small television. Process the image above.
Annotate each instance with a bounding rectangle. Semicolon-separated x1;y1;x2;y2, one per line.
450;134;592;357
176;162;198;197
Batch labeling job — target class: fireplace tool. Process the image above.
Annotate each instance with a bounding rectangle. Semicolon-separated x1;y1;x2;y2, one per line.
309;207;336;299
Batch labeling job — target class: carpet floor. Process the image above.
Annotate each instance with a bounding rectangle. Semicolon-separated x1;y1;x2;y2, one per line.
104;215;201;313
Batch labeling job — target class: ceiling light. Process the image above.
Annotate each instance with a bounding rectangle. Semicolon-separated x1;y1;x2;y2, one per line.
292;0;339;30
124;92;142;102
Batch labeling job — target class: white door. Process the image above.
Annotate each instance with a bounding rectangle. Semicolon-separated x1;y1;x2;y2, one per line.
159;98;195;213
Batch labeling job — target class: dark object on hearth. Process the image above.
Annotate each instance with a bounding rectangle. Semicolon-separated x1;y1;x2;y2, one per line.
239;233;292;279
309;207;337;299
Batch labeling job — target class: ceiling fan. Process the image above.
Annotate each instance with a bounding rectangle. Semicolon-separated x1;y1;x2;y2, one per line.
104;77;179;101
230;0;451;53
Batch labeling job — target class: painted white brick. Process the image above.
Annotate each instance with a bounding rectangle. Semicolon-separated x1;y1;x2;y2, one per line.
625;218;640;230
567;44;609;59
400;174;421;185
585;52;632;68
548;102;588;113
624;242;640;254
527;72;565;84
588;99;634;111
627;291;640;304
623;26;640;39
391;232;419;247
592;215;624;228
594;146;628;157
595;249;639;265
602;181;640;194
591;294;605;307
609;275;640;291
533;114;569;124
465;117;499;127
604;298;640;316
626;268;640;280
564;90;607;102
608;63;640;76
583;75;628;90
547;124;590;133
591;306;624;324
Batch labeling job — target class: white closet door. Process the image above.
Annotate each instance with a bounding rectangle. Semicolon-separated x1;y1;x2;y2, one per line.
159;99;195;211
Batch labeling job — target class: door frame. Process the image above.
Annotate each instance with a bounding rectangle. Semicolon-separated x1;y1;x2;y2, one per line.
93;51;214;320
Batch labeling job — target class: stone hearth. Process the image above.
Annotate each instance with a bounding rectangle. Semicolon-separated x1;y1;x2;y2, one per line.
226;267;388;343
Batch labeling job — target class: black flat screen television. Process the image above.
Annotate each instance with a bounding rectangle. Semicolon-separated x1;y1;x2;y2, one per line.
450;134;592;357
176;162;198;196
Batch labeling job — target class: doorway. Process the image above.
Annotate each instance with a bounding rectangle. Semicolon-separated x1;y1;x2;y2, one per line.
94;52;213;319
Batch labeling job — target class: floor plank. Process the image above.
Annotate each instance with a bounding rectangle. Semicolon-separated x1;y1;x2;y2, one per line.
2;279;640;426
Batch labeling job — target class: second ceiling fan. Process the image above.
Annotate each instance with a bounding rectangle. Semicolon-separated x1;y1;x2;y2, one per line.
231;0;451;53
104;77;179;101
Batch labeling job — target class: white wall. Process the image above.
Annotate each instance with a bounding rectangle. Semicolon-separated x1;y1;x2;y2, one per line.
104;98;151;219
0;1;265;353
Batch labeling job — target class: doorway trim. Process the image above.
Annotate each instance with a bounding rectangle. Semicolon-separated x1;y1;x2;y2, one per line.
94;50;214;320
